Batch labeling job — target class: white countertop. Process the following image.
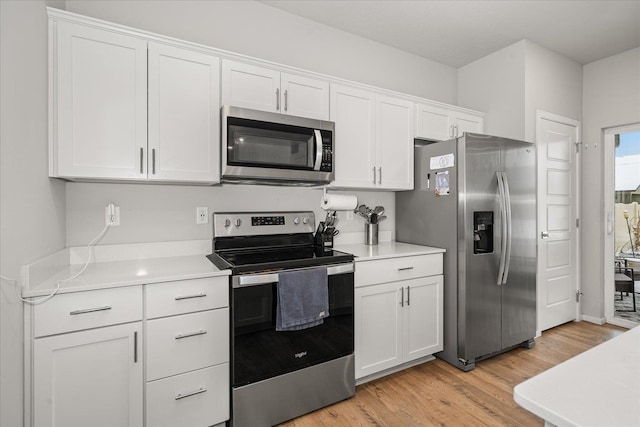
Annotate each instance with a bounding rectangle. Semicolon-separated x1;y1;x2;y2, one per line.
514;325;640;427
21;240;228;297
335;241;445;261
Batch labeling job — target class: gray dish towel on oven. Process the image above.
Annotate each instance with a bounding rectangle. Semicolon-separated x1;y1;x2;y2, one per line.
276;267;329;331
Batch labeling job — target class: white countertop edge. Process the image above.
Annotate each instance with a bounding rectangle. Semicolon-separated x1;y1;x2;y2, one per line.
335;241;445;261
513;385;575;427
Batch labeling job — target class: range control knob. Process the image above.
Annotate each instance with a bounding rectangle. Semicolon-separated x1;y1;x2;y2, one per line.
302;216;309;225
224;218;231;227
234;218;242;227
293;217;300;225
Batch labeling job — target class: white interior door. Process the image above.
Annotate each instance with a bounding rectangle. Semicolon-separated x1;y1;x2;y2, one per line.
536;111;580;332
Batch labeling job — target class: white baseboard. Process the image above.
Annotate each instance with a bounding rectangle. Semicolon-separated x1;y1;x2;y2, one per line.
581;314;607;325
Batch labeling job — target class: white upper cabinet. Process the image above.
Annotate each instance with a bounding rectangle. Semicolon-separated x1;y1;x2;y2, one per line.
416;102;484;141
52;21;148;180
148;43;220;183
49;18;221;184
221;60;329;120
376;94;414;190
330;84;377;189
330;84;414;190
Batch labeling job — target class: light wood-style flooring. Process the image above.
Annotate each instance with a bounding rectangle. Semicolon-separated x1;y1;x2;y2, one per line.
279;321;627;426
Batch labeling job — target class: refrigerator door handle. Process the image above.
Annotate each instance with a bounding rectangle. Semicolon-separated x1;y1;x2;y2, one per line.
501;172;512;285
496;172;507;285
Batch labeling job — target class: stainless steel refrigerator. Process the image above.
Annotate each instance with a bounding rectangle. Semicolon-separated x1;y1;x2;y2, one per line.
396;133;536;371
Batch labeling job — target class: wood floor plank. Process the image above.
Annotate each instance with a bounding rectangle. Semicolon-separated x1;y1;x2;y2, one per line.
278;321;627;426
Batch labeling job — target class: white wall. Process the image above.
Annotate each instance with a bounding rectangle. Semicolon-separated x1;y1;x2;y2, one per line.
457;40;526;140
523;41;583;142
457;39;583;143
582;47;640;318
66;0;457;103
0;2;66;426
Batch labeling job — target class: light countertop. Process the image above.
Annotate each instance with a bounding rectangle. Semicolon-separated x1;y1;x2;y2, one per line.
21;240;228;298
335;241;445;261
514;325;640;427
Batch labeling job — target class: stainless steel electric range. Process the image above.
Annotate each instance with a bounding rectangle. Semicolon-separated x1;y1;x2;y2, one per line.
207;211;355;427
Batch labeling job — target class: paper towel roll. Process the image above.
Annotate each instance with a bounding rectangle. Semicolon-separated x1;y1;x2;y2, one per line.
321;193;358;211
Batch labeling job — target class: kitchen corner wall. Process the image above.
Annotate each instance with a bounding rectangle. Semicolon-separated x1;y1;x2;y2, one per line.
0;2;66;426
61;0;458;247
457;39;583;142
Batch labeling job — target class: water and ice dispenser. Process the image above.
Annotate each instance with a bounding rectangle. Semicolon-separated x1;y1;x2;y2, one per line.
473;211;494;254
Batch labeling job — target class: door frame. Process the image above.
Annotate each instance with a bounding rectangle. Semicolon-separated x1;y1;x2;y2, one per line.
535;110;581;335
603;123;640;328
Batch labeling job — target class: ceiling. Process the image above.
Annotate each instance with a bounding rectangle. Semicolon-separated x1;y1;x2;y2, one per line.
260;0;640;68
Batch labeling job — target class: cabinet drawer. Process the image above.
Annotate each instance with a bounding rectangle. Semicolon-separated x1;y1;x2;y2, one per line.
356;254;443;287
33;286;142;337
146;276;228;319
146;309;229;381
146;363;229;427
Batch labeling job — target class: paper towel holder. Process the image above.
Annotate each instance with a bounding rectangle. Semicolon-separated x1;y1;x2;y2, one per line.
321;188;358;211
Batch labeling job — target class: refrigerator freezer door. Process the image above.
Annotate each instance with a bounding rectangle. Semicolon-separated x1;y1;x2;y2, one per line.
458;139;503;362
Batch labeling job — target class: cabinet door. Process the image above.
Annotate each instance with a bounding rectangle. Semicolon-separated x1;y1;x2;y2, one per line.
376;94;414;190
329;84;376;189
221;60;280;112
280;73;329;120
452;110;484;137
354;282;402;379
415;103;452;141
33;323;143;427
53;21;147;180
148;43;220;183
403;276;444;362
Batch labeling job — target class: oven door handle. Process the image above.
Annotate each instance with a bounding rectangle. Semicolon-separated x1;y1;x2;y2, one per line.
233;263;354;288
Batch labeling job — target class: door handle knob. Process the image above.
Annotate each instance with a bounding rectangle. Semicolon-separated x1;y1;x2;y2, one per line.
541;231;550;239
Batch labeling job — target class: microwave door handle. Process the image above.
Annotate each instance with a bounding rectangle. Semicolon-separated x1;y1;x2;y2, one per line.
313;129;323;171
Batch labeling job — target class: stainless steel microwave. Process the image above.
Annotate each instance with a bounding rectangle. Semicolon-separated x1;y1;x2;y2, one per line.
221;105;335;185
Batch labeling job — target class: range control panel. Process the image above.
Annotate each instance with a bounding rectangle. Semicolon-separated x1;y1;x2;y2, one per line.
213;211;315;237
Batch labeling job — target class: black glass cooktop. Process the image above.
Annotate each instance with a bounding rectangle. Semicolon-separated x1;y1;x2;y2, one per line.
207;246;353;274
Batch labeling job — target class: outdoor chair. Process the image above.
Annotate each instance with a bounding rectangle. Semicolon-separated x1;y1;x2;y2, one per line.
614;259;636;312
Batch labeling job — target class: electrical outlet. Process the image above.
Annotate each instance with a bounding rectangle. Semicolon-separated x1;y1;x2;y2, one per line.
196;207;209;224
105;203;120;226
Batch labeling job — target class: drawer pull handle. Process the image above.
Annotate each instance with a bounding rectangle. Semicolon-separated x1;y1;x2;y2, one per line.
398;267;414;271
175;330;207;340
174;293;207;301
175;387;207;400
69;305;112;315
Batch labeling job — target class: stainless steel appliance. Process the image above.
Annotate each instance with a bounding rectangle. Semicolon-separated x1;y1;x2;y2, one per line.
396;133;537;372
207;211;355;426
221;106;334;185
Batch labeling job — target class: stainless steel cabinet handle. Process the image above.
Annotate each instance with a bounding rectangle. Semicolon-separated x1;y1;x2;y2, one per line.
175;330;207;340
139;148;144;174
152;149;156;174
373;167;376;185
400;287;404;307
69;306;112;315
284;89;288;111
407;285;411;306
541;231;550;239
378;167;382;184
175;387;207;401
454;124;459;137
398;267;414;271
174;293;207;301
134;331;138;363
276;88;280;110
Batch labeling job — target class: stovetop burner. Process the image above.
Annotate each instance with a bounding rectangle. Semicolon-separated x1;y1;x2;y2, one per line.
207;211;354;274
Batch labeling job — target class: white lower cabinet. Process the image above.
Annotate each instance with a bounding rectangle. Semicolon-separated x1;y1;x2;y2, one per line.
354;254;443;380
146;364;229;427
33;322;143;427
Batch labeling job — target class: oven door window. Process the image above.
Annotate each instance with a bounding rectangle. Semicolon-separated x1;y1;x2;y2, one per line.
232;272;354;387
228;118;315;170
